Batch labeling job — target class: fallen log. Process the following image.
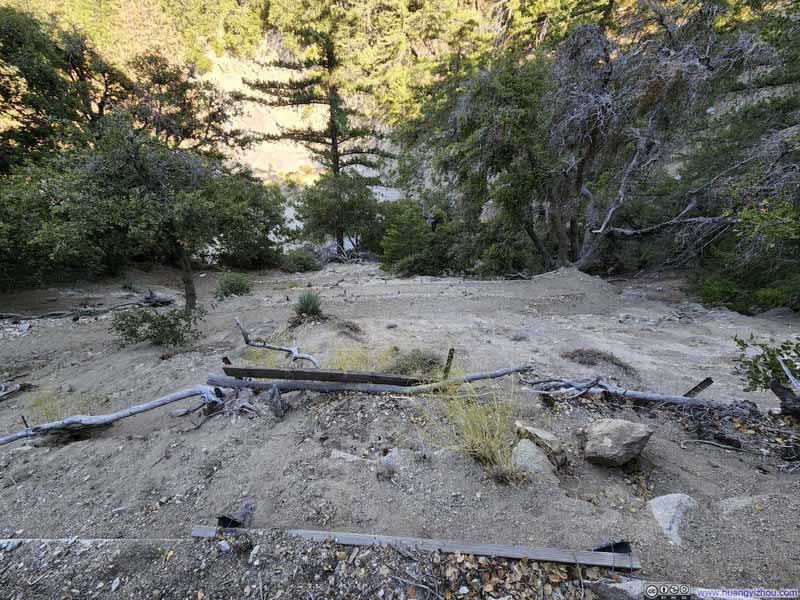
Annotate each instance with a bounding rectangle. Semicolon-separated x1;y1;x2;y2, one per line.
190;527;640;570
0;386;221;447
235;318;320;368
222;365;427;386
208;364;530;396
0;290;173;321
522;377;760;416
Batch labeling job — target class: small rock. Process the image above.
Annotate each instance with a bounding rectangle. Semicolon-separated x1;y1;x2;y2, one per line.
111;577;120;592
152;591;162;600
386;322;398;329
330;449;372;463
218;540;232;553
647;493;697;545
458;586;470;596
377;448;400;479
587;578;644;600
515;421;566;467
0;540;21;552
248;545;261;565
511;439;559;483
584;419;652;467
718;496;764;516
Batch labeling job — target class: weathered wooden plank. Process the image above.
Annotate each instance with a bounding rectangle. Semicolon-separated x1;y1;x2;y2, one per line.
222;365;427;386
286;529;640;570
191;526;219;538
191;526;639;569
684;377;714;398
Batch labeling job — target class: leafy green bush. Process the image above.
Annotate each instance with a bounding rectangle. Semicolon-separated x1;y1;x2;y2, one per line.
215;272;252;299
111;307;205;347
381;206;434;270
294;290;322;317
282;248;321;273
734;334;800;391
698;278;753;312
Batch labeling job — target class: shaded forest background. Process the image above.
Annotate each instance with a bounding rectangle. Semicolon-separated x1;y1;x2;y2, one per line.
1;0;798;314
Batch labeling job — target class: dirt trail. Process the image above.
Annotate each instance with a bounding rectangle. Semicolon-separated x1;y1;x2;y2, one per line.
1;265;798;597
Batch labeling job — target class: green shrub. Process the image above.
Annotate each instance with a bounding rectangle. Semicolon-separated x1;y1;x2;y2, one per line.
215;272;252;299
381;207;433;269
111;307;205;347
697;278;753;313
386;348;443;377
734;334;800;391
282;248;321;273
294;290;322;317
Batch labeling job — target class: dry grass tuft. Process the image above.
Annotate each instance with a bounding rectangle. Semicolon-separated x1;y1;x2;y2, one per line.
29;390;106;424
428;389;524;483
561;347;637;376
334;319;364;340
324;345;450;379
324;346;396;372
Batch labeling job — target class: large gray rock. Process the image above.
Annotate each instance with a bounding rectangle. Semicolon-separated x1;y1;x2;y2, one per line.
647;493;698;545
515;421;567;467
512;439;559;484
584;419;653;466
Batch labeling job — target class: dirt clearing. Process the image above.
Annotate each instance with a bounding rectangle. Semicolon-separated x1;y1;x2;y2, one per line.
1;265;798;597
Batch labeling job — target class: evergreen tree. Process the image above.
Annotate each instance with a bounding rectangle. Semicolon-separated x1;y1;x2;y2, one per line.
245;0;388;249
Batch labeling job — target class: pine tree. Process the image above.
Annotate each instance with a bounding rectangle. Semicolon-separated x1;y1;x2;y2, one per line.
245;1;388;249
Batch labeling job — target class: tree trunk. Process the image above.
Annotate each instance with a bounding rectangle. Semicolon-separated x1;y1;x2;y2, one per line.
178;246;197;311
521;218;553;271
336;229;345;252
550;210;571;267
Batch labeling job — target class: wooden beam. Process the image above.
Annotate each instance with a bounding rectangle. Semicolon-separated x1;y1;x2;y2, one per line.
192;526;638;570
288;530;639;570
222;365;427;386
684;377;713;398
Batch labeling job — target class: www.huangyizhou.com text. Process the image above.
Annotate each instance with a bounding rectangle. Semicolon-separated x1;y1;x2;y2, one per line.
693;589;800;599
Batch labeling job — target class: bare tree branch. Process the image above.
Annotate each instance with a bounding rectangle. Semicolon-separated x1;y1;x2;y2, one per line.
235;318;321;368
0;386;221;447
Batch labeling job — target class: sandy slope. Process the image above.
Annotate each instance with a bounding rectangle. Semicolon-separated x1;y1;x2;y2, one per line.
0;264;798;596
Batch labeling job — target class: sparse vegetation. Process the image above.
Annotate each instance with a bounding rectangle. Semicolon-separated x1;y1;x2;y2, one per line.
215;272;252;300
430;391;523;484
29;390;105;424
385;348;443;378
735;335;800;391
324;345;448;379
293;290;322;318
110;307;205;348
281;249;321;273
561;348;637;377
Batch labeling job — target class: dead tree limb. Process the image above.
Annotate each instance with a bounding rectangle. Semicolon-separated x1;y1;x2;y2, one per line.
765;358;800;417
0;386;221;447
0;291;173;321
235;318;320;368
522;377;760;416
208;364;530;396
